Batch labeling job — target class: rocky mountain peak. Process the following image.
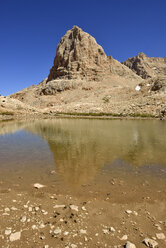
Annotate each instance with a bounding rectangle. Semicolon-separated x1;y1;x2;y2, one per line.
122;53;166;79
47;26;109;82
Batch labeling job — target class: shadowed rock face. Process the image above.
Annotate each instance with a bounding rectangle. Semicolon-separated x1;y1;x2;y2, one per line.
122;52;166;79
47;26;110;82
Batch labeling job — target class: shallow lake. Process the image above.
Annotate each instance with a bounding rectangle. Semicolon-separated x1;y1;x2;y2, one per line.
0;118;166;190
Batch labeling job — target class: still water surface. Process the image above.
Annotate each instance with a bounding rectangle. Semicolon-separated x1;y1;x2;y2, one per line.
0;119;166;188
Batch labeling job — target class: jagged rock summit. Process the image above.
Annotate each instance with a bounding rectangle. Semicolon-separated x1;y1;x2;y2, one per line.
47;25;110;81
47;26;140;82
122;52;166;79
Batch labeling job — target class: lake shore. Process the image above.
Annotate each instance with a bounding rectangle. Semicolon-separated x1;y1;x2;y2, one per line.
0;111;165;122
0;168;166;248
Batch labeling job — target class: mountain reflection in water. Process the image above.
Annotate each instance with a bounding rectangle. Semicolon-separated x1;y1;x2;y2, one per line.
0;119;166;186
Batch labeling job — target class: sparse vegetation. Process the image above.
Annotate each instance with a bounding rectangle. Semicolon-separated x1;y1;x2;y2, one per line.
0;111;14;116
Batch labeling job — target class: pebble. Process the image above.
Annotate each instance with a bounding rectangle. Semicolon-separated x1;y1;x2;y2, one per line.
125;210;132;214
103;229;109;234
120;235;128;240
70;205;78;212
33;183;45;189
64;231;69;236
54;204;66;208
20;216;26;223
71;244;77;248
156;232;165;240
109;227;115;232
143;238;158;248
5;229;11;235
54;228;61;235
80;229;87;234
124;241;136;248
9;231;21;242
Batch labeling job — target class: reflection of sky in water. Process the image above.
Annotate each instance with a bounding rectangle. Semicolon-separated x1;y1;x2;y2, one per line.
0;119;166;186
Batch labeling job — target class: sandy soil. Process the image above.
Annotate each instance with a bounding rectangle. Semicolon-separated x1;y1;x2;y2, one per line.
0;167;165;248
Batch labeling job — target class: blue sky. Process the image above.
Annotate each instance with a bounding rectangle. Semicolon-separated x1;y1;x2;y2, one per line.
0;0;166;96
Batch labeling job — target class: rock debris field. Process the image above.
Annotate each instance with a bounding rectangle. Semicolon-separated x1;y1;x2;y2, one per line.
0;172;166;248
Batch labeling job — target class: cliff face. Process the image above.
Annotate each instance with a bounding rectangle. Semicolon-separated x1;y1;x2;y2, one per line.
47;26;140;82
47;26;109;81
122;52;166;79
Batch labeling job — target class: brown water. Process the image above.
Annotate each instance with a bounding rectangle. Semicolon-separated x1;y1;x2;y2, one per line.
0;119;166;189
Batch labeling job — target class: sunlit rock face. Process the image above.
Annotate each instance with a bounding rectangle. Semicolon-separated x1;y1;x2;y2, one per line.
47;26;110;82
122;52;166;79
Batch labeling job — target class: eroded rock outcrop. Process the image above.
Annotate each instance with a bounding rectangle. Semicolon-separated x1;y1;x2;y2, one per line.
47;26;140;83
122;52;166;79
47;26;110;81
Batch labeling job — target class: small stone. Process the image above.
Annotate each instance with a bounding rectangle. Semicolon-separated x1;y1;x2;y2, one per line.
39;223;45;229
120;235;128;240
143;238;158;247
103;229;109;234
156;233;165;240
43;246;49;248
125;210;132;214
11;207;17;211
80;229;87;234
33;183;45;189
28;207;32;212
70;205;78;212
9;232;21;242
5;229;11;235
125;241;136;248
54;228;61;235
32;225;38;230
71;244;77;248
20;216;26;223
133;211;138;216
64;231;69;236
82;206;86;211
4;208;10;212
54;204;66;208
109;227;115;232
35;206;40;211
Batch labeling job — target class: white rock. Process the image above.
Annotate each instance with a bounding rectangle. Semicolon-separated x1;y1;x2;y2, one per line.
54;228;61;235
35;206;40;211
54;204;66;208
125;241;136;248
20;216;26;223
32;225;38;230
4;208;10;212
121;235;128;240
9;231;21;242
70;205;78;212
11;207;17;211
71;244;77;248
5;229;11;235
143;238;158;248
39;223;45;229
109;227;115;232
125;210;132;214
135;85;141;91
82;206;86;211
33;183;45;189
103;229;109;234
156;233;165;240
64;231;69;236
80;229;87;234
28;207;32;212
